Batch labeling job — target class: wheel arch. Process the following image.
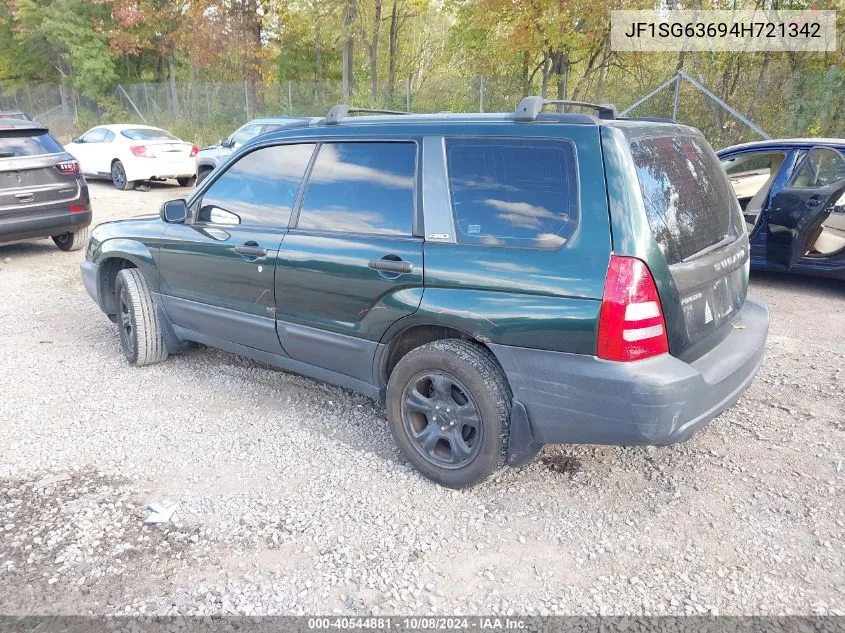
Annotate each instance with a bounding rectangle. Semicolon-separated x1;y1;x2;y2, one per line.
96;239;160;315
376;322;504;388
197;160;216;174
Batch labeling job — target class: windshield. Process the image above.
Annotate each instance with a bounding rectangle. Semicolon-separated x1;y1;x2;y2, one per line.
120;128;179;141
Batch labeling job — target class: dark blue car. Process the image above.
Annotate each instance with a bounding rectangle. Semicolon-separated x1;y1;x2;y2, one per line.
717;139;845;278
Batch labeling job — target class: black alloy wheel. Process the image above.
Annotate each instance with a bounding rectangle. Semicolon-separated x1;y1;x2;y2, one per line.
401;371;483;469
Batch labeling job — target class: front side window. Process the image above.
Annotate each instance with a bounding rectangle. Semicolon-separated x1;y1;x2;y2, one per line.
230;124;264;146
721;151;786;209
445;138;578;248
197;143;316;227
297;142;417;236
81;128;107;143
789;147;845;188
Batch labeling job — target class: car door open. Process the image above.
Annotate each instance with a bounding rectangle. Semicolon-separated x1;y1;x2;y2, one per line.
766;147;845;269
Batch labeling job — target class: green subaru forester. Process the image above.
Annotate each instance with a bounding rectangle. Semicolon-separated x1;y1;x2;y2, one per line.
81;99;769;488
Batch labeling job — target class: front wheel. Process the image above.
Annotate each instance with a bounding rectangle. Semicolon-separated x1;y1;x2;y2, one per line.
196;168;212;186
386;339;512;488
52;226;90;252
177;176;195;187
111;160;134;191
114;268;168;366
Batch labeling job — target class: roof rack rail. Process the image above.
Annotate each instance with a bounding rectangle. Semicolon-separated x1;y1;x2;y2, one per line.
514;97;617;121
617;116;677;124
324;104;410;125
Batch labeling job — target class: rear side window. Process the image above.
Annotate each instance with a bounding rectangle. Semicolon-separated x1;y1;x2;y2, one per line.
198;143;316;227
0;130;63;157
120;128;178;141
628;132;741;265
445;138;578;248
297;142;417;236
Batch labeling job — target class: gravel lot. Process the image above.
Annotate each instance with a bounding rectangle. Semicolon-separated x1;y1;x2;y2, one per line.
1;181;844;617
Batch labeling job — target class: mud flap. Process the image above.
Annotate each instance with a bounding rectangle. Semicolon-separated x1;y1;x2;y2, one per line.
506;399;544;467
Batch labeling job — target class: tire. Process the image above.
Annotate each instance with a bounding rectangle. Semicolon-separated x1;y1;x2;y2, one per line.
114;268;168;367
52;226;90;252
177;176;195;187
196;168;212;186
111;160;134;191
386;339;512;488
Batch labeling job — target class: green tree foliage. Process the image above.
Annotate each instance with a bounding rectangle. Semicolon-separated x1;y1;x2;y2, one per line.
0;0;842;141
0;0;117;96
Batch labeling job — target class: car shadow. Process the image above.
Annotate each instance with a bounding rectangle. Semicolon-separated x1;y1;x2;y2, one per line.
750;269;845;299
0;240;55;256
86;180;192;193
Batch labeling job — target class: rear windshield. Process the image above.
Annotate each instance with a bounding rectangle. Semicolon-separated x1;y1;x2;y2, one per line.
628;132;742;265
0;130;63;157
120;128;178;141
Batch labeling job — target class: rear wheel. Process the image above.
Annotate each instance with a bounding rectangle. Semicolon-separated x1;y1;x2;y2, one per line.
111;160;134;191
52;226;90;252
386;339;512;488
114;268;168;366
177;176;194;187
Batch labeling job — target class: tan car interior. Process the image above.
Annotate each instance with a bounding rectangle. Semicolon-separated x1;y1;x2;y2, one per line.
726;150;845;257
735;154;785;232
791;148;845;256
812;210;845;255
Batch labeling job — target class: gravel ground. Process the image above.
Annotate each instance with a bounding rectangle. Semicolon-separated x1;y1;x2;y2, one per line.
0;181;844;616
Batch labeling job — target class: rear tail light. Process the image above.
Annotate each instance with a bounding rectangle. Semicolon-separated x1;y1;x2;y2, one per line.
68;204;87;213
597;255;669;362
130;145;155;158
56;160;80;175
189;144;199;157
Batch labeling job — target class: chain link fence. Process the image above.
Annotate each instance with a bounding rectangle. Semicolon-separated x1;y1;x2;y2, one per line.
2;71;841;148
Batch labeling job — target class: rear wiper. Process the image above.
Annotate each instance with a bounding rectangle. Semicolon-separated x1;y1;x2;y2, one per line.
681;234;734;262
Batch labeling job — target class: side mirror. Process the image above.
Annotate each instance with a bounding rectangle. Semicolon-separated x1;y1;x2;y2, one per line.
71;137;82;144
160;199;187;224
220;138;231;148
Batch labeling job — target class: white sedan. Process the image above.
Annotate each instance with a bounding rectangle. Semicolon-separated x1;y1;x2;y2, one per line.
65;124;198;190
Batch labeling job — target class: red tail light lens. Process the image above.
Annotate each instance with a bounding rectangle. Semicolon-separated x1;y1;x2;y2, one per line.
130;145;154;157
68;204;87;213
597;255;669;362
56;160;80;175
189;144;199;157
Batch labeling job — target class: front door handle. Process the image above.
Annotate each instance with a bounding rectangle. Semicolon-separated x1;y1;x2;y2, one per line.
368;257;413;274
233;241;267;258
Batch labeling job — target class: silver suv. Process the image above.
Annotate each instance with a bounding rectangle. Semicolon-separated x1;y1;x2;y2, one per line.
195;116;315;184
0;119;91;251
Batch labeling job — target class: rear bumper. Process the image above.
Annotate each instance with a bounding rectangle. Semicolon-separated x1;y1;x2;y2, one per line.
0;206;92;244
125;159;196;182
492;297;769;446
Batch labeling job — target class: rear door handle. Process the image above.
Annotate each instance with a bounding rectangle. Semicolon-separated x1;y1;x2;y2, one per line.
368;258;413;274
233;242;267;258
